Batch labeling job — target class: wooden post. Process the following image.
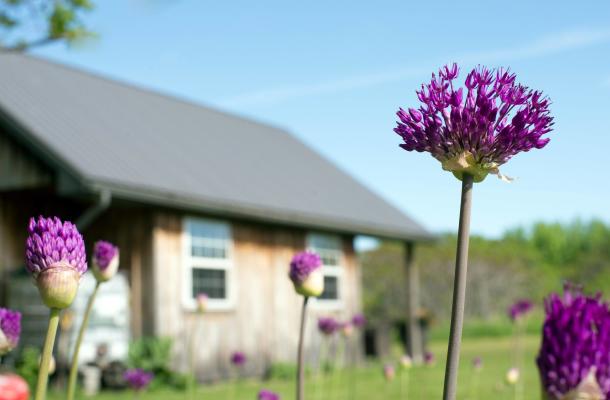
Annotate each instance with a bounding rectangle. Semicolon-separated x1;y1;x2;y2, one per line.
405;241;423;363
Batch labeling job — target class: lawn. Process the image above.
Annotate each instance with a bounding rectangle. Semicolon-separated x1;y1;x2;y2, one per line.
49;335;540;399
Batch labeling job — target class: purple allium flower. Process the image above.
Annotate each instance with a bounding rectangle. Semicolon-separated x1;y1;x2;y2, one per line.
537;285;610;399
424;351;436;366
383;364;396;382
289;251;324;297
258;389;280;400
91;240;119;282
472;357;483;371
0;308;21;355
394;64;553;182
25;216;87;309
318;317;339;336
123;368;154;391
196;293;208;313
231;351;247;367
508;299;534;322
351;313;366;328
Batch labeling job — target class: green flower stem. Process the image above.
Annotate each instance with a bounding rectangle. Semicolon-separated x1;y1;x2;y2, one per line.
188;315;201;400
35;308;61;400
442;173;474;400
296;296;309;400
67;281;101;400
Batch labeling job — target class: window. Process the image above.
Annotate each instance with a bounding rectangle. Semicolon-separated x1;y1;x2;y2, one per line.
183;218;234;310
307;233;343;306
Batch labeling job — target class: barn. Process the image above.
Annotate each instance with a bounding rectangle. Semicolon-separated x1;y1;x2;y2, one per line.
0;54;431;380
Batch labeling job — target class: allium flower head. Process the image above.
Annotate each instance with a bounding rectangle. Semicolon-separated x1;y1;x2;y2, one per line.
318;317;339;336
506;367;520;385
123;368;154;391
537;285;610;399
383;364;396;382
196;293;208;314
0;308;21;355
508;299;534;322
25;216;87;309
258;389;280;400
91;240;119;282
231;351;247;367
424;351;436;366
394;63;553;182
400;355;413;370
289;251;324;297
351;313;366;329
340;322;354;338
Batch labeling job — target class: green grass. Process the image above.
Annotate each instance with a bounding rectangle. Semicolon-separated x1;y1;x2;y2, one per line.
48;335;539;399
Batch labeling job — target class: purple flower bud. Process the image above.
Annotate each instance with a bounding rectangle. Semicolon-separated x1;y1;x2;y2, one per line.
91;240;119;282
25;216;86;309
318;317;339;336
230;351;246;367
508;299;534;322
383;364;395;382
289;251;323;297
0;308;21;355
196;293;208;313
351;313;366;328
258;389;280;400
424;351;436;366
472;357;483;371
123;369;153;392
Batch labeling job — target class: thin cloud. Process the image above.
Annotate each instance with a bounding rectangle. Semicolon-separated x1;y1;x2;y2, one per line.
221;27;610;107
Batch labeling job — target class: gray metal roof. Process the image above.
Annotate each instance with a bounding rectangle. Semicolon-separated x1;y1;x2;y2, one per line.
0;54;431;241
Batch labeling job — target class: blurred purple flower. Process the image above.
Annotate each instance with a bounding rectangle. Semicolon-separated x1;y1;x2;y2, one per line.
472;357;483;371
0;308;21;355
383;364;395;382
394;64;553;182
318;317;339;336
508;299;534;322
424;351;436;366
123;368;154;391
25;216;87;278
289;251;322;286
351;313;366;329
537;284;610;399
231;351;247;367
258;389;280;400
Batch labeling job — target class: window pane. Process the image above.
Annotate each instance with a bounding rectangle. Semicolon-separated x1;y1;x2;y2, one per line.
309;234;342;266
192;268;226;299
319;276;339;300
189;220;230;259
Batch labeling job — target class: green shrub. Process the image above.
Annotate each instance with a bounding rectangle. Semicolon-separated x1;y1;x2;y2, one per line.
14;346;41;390
127;336;186;391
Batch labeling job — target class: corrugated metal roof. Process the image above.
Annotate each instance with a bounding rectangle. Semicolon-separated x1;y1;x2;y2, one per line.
0;54;431;241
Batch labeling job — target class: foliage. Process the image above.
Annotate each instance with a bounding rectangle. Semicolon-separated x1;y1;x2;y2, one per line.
362;219;610;327
0;0;95;50
14;346;40;390
127;336;187;391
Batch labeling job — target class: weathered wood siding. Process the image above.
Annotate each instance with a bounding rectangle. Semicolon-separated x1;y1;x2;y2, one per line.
0;129;51;191
152;211;363;381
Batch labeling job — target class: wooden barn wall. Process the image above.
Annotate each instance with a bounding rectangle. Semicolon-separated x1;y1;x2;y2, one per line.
0;128;52;191
152;211;363;381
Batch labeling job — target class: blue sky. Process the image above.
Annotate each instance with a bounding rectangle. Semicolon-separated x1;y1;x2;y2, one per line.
31;0;610;238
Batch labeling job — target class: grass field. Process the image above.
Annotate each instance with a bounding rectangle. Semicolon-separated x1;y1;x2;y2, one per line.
48;335;540;400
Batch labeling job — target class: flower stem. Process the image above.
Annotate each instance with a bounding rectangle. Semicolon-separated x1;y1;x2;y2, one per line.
297;296;309;400
67;281;101;400
35;308;61;400
442;173;474;400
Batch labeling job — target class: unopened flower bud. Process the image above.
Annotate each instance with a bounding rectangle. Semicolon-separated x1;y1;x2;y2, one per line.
0;308;20;356
91;241;119;282
289;251;324;297
506;367;520;385
196;293;208;314
36;263;80;309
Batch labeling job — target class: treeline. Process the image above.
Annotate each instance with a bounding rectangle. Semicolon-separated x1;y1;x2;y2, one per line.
360;219;610;325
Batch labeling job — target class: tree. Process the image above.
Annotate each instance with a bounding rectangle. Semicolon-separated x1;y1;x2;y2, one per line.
0;0;94;51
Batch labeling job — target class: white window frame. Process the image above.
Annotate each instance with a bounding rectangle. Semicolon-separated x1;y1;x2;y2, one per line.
306;232;344;310
182;217;235;312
